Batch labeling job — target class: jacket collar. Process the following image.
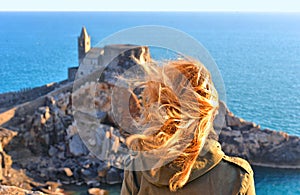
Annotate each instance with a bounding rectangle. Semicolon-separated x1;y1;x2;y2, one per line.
140;139;225;187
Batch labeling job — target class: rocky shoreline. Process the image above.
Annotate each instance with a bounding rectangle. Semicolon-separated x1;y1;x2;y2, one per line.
0;44;299;194
218;102;300;168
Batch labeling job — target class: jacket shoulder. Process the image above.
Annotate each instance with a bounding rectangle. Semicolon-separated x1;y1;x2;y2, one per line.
222;155;253;175
222;155;256;194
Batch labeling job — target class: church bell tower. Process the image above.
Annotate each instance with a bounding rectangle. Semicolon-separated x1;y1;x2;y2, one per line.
78;26;91;64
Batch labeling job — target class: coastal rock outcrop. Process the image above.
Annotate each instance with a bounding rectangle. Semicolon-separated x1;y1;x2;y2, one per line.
0;44;299;193
218;104;300;168
0;45;150;192
0;127;51;193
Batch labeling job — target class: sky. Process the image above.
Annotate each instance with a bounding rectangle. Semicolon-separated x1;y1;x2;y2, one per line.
0;0;300;12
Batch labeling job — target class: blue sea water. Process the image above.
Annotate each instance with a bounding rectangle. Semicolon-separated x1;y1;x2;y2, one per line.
0;12;299;194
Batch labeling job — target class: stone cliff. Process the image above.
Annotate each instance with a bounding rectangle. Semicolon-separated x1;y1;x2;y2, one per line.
0;44;299;193
218;102;300;168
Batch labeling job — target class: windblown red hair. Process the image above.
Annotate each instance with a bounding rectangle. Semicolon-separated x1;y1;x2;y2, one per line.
126;59;219;191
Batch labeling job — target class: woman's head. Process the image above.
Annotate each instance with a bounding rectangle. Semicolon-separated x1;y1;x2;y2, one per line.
126;59;219;191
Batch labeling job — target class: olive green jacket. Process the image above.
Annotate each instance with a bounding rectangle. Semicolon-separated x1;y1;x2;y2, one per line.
121;140;255;195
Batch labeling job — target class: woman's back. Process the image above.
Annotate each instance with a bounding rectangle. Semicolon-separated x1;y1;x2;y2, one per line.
120;60;255;194
121;140;255;195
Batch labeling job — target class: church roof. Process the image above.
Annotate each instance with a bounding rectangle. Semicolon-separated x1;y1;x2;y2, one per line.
85;48;103;59
80;26;89;38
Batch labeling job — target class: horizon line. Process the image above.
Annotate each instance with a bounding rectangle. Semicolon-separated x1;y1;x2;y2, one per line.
1;10;300;13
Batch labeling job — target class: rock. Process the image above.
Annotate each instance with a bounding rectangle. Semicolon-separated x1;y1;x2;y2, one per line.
38;106;51;124
106;167;122;185
66;124;78;138
233;136;243;143
56;142;66;151
226;114;242;127
88;187;109;195
98;169;108;177
48;145;58;157
0;127;17;148
213;101;227;132
57;151;66;160
69;134;89;156
225;113;241;127
0;185;46;195
42;181;62;194
239;123;254;131
64;167;73;177
81;168;98;179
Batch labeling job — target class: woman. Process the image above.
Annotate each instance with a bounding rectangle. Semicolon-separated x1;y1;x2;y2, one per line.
121;60;255;195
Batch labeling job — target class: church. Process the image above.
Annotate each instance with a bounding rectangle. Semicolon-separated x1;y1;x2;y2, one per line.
68;26;147;80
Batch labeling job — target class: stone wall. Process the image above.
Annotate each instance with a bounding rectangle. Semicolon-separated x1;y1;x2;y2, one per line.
0;80;69;113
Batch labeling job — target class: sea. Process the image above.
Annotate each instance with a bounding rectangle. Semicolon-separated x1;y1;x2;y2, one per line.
0;12;299;195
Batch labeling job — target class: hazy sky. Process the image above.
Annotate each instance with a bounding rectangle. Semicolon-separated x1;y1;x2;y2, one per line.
1;0;300;12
